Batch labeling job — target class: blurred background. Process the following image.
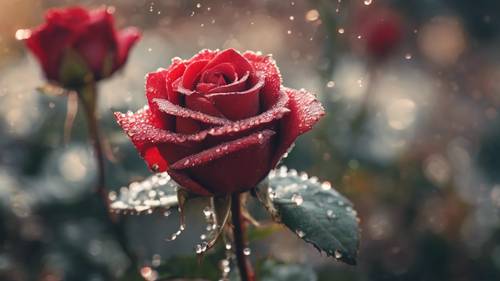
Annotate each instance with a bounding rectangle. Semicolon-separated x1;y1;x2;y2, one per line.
2;0;500;280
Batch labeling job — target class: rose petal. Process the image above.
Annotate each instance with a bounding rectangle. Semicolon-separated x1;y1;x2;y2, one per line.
73;8;116;79
206;74;264;120
114;106;169;171
165;61;187;104
185;93;226;117
203;48;254;78
207;71;249;94
201;62;237;84
170;130;276;195
124;90;289;146
45;6;90;29
153;98;230;125
171;130;275;170
145;69;175;129
167;170;213;196
115;27;141;70
195;83;217;94
25;23;74;80
115;106;203;172
243;51;282;110
271;87;325;166
175;117;201;134
181;59;209;91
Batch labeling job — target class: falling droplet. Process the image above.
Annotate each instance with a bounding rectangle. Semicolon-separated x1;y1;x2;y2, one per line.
405;53;412;60
196;3;202;8
338;28;345;34
287;30;292;35
289;15;295;21
305;9;320;22
225;243;232;250
152;254;161;267
326;81;335;88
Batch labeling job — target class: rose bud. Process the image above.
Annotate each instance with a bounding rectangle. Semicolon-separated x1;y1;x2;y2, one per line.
115;49;325;196
21;6;141;89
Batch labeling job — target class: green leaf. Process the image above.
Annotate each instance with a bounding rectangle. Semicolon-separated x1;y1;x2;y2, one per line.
256;166;360;265
109;172;179;215
258;260;317;281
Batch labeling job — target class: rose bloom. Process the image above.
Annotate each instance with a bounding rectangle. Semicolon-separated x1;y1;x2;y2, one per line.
116;49;324;196
351;6;403;59
22;6;140;88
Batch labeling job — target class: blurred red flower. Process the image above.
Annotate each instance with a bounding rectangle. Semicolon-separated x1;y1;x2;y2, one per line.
22;6;140;88
352;6;404;59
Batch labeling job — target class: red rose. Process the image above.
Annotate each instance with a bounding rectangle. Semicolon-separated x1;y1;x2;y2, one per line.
352;6;403;58
22;6;140;88
115;49;324;196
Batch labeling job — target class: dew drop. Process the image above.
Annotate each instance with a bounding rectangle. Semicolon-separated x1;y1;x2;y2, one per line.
321;182;332;190
196;3;202;8
326;81;335;88
291;193;304;206
327;210;337;219
243;248;251;256
338;28;345;34
289;16;295;21
334;250;342;259
203;206;213;218
364;0;373;5
296;229;305;238
108;191;117;201
405;53;413;60
225;243;232;250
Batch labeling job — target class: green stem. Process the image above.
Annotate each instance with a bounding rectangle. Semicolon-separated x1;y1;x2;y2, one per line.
231;193;255;281
77;83;138;276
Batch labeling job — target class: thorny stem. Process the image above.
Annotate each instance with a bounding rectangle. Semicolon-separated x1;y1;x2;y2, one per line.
231;193;255;281
77;83;138;275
